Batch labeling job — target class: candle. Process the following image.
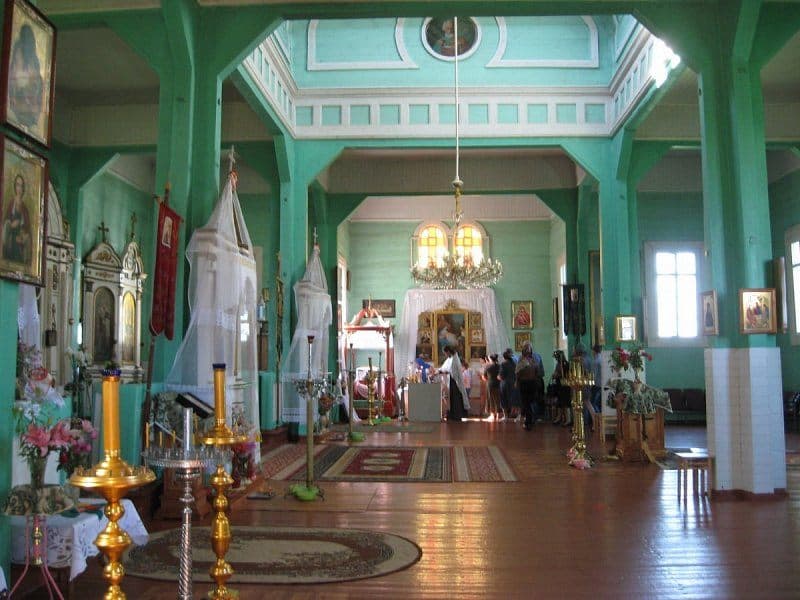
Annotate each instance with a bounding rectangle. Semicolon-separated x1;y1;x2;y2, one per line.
145;423;150;449
213;363;226;423
101;370;121;455
171;429;177;447
183;409;192;451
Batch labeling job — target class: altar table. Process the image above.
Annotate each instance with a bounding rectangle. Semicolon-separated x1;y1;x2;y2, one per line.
408;383;442;422
10;498;148;581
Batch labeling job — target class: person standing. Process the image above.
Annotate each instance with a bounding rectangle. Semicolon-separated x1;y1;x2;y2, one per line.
439;346;469;421
498;349;516;421
483;354;501;421
462;364;473;416
516;342;544;430
551;350;572;426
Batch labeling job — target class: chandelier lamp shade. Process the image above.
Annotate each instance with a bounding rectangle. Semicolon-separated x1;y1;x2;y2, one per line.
410;17;504;290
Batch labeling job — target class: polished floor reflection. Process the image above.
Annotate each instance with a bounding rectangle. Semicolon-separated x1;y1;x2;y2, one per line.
28;422;800;599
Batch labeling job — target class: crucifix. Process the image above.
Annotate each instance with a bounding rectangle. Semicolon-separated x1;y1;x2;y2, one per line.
98;221;109;244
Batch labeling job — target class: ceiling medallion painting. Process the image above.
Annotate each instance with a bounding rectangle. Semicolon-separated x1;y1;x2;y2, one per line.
422;17;480;61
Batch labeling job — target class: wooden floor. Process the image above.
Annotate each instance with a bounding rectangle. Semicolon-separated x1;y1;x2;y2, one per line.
17;421;800;599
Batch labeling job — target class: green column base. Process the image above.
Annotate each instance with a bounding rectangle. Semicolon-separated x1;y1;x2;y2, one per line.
287;483;324;501
348;431;365;442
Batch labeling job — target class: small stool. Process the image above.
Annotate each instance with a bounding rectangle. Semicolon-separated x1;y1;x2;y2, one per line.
675;449;711;500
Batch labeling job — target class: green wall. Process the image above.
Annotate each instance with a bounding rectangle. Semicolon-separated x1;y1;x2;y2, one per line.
769;167;800;391
345;219;555;375
637;190;706;389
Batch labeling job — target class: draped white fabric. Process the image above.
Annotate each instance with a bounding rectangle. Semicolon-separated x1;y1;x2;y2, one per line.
280;245;333;423
18;283;40;349
166;174;258;431
396;289;511;378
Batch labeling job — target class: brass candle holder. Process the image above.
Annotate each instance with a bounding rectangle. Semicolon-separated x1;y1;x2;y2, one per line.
70;369;156;600
201;363;247;600
563;356;595;469
365;358;378;426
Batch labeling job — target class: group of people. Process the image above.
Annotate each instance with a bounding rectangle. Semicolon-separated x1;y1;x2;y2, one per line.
415;340;605;431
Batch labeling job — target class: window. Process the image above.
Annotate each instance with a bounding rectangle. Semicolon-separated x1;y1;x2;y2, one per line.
786;224;800;342
454;224;484;265
416;224;448;267
644;242;703;346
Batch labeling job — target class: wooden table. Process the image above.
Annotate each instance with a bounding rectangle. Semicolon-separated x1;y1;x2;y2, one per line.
614;404;666;462
675;448;711;500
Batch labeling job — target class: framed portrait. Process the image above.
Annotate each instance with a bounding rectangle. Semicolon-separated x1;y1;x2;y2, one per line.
469;345;486;361
434;309;467;365
468;311;482;329
417;328;432;345
514;331;531;352
0;0;56;147
614;315;637;342
0;135;46;285
418;311;432;329
470;328;484;344
511;300;533;330
362;298;395;318
422;16;480;60
739;288;777;334
701;290;719;336
563;283;586;336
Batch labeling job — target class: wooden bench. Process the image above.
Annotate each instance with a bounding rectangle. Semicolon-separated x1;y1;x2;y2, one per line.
675;448;711;500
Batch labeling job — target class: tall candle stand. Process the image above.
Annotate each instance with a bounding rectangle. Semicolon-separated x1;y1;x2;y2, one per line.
364;357;378;426
288;335;326;501
201;363;247;600
346;343;364;442
70;369;156;600
143;408;229;600
563;356;594;469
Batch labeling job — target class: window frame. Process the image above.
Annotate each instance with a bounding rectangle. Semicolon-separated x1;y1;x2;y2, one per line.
411;222;450;268
643;241;704;348
785;223;800;345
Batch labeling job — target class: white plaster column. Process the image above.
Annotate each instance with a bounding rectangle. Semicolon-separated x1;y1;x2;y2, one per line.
705;347;786;494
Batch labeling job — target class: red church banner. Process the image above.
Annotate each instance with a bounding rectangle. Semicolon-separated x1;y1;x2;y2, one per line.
149;201;182;339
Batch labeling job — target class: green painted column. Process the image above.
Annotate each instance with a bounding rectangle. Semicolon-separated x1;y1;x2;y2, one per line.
0;281;17;575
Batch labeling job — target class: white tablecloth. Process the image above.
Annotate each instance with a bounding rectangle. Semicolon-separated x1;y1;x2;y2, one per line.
10;498;148;581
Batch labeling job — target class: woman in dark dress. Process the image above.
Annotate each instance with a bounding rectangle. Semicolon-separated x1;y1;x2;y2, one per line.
551;350;572;426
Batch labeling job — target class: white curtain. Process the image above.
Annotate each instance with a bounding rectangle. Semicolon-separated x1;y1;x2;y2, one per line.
18;283;40;349
166;174;259;432
395;289;511;378
280;245;333;423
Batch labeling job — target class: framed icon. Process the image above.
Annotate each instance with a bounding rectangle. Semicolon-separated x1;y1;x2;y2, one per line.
0;135;46;285
739;288;776;334
614;315;637;342
0;0;56;147
511;300;533;330
514;331;531;352
701;290;718;336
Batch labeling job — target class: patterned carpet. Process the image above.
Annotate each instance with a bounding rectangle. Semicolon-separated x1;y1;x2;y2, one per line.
124;526;421;584
261;444;517;482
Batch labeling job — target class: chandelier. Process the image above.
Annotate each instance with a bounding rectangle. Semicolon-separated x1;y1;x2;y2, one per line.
410;17;503;290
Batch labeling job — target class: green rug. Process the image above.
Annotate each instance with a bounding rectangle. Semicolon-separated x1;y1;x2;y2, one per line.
125;526;422;584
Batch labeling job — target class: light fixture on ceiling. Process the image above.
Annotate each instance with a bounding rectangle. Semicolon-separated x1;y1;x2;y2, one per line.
411;17;503;290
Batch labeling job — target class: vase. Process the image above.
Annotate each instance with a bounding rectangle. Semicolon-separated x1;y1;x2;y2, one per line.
27;454;47;490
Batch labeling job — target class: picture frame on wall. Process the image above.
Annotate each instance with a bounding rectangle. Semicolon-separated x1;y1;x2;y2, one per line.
434;310;467;365
614;315;637;342
511;300;533;330
701;290;719;336
0;135;47;285
470;328;484;344
514;331;531;352
469;345;486;361
0;0;57;147
739;288;777;334
468;311;482;329
362;298;395;318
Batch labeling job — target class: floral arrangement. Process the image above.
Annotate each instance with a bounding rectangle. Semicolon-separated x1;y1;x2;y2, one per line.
609;343;653;378
566;447;591;470
56;418;98;476
13;342;64;436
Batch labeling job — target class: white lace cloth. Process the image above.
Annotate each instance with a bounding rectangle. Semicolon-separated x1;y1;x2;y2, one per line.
9;498;148;581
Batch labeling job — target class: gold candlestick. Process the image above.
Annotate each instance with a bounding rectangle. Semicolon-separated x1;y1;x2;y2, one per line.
563;356;594;469
365;357;378;426
201;363;247;600
70;369;156;600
